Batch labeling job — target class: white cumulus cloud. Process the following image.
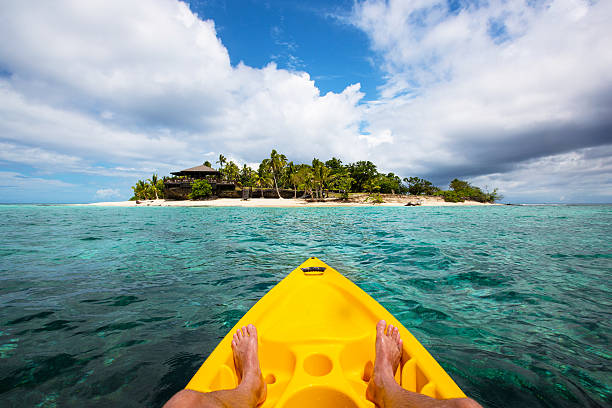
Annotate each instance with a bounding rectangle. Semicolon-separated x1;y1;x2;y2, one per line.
350;0;612;197
0;0;367;175
0;0;610;202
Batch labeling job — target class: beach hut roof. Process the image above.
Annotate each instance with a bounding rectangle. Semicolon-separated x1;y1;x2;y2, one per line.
171;164;221;176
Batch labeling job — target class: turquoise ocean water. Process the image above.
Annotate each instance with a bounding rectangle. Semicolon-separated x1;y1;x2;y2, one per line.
0;204;610;407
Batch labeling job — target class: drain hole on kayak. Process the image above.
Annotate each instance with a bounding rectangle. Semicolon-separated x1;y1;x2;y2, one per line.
265;374;276;384
304;354;332;376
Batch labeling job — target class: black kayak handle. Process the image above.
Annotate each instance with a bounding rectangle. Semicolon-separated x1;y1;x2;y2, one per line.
301;267;326;274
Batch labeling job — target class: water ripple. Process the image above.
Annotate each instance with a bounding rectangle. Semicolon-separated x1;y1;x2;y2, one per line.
0;204;610;407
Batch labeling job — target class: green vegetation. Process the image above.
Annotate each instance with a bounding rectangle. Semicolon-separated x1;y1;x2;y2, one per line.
221;161;240;185
403;177;440;195
133;150;500;203
189;179;212;199
211;154;410;199
130;174;164;200
269;149;287;198
369;193;384;204
436;179;502;203
216;154;227;170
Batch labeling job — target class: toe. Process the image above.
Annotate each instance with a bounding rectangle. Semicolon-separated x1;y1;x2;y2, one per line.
241;326;248;337
247;324;257;338
377;320;386;337
237;329;243;341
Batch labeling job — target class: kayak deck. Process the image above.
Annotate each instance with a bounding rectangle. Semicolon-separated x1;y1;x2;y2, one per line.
186;257;466;407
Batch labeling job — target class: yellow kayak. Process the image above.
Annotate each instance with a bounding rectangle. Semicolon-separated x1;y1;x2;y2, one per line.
186;257;466;407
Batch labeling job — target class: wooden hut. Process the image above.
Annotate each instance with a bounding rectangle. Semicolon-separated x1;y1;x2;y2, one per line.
164;164;236;199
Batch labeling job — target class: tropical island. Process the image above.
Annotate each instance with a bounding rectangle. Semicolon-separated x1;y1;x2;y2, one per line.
92;150;501;207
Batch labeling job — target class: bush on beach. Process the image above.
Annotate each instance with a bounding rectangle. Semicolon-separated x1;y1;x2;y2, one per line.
369;193;384;204
189;179;212;199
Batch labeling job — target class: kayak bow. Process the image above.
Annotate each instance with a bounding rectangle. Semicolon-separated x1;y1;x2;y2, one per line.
186;257;466;407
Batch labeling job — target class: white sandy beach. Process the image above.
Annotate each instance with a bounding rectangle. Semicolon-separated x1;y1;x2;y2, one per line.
83;196;498;208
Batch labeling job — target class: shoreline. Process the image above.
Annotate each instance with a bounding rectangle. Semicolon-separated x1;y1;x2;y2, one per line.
80;196;499;208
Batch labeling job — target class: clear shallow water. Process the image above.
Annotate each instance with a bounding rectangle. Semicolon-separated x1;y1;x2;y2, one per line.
0;204;610;408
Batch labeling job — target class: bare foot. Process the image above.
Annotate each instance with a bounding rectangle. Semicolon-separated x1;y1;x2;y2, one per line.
366;320;403;406
232;324;266;406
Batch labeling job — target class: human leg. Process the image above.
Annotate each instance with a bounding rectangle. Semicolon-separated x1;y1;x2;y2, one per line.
366;320;482;408
163;324;266;408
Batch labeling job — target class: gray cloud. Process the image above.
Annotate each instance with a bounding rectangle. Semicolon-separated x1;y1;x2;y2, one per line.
428;121;612;180
352;0;612;199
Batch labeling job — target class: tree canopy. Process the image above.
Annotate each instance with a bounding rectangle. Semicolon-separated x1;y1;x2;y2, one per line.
436;178;501;203
189;179;212;199
404;177;440;195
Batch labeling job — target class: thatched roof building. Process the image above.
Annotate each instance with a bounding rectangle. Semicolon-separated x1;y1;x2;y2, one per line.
170;164;221;179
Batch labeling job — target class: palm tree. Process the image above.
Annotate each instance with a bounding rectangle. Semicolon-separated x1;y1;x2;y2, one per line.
286;162;299;198
298;165;315;199
223;161;240;184
269;149;287;198
217;154;227;170
250;173;259;195
311;159;333;200
316;165;333;199
240;164;254;187
132;179;148;200
255;175;266;197
257;160;272;198
147;174;160;199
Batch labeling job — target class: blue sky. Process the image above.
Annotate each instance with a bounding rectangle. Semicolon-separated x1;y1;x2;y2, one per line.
0;0;611;203
186;0;384;98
